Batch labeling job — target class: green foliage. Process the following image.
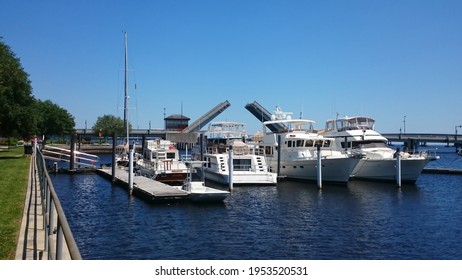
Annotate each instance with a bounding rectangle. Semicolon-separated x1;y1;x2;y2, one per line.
35;99;75;138
92;114;130;137
0;38;36;139
0;39;75;141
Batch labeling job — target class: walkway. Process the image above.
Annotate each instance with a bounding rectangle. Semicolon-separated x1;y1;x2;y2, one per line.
15;153;71;260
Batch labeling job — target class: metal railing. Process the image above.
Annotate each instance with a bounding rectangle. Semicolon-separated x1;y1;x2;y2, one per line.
35;147;82;260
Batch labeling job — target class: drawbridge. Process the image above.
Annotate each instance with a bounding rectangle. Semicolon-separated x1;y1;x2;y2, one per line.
42;145;100;168
182;100;231;133
244;101;287;133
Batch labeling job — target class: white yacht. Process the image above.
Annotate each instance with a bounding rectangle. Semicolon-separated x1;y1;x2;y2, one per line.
194;122;278;185
257;107;362;184
136;139;189;185
322;116;438;183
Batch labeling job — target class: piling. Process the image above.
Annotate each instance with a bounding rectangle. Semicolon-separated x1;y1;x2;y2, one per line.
70;133;76;171
396;148;402;187
317;145;322;189
277;135;282;177
228;147;233;191
112;133;116;183
129;142;134;195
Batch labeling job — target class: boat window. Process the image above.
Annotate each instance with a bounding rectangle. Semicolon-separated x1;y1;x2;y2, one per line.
305;140;313;147
352;140;387;149
314;140;323;147
341;142;352;149
296;140;304;147
286;141;292;147
336;120;348;131
166;152;176;159
325;121;335;132
356;117;375;129
323;140;331;147
233;159;252;171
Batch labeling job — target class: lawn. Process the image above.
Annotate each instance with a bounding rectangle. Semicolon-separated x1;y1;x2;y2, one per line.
0;147;29;260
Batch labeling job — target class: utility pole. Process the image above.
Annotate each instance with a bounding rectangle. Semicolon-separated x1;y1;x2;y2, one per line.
403;116;406;134
455;125;462;141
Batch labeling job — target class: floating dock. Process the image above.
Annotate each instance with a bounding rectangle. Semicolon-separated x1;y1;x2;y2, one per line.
96;168;189;202
422;168;462;175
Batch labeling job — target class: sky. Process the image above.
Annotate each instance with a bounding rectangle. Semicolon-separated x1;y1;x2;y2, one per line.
2;0;461;135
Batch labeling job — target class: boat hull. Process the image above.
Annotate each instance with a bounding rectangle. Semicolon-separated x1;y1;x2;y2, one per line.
186;182;230;202
136;166;188;185
189;191;230;202
204;169;277;185
269;157;361;184
351;157;432;183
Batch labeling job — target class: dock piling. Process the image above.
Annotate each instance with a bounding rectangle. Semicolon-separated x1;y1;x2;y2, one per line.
228;147;233;191
129;142;134;195
396;148;402;187
112;133;116;183
317;145;322;189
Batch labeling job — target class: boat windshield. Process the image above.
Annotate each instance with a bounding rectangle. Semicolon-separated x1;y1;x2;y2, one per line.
207;122;247;140
337;117;375;131
352;140;387;149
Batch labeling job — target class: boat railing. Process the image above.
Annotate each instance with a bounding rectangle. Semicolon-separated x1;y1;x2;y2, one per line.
232;163;268;172
206;145;253;156
142;159;187;171
35;146;82;260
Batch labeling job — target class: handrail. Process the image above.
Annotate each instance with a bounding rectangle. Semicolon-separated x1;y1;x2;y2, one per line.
35;146;82;260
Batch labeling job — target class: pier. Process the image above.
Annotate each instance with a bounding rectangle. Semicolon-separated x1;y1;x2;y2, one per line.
96;168;189;202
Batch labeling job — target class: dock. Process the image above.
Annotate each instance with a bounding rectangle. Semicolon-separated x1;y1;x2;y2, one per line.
422;168;462;175
96;168;189;202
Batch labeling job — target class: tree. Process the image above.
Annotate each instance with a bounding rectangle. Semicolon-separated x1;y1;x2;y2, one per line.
92;114;129;138
0;38;36;140
35;99;75;143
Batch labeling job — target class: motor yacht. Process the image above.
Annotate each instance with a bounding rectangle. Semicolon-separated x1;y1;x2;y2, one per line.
193;121;277;185
257;107;361;184
322;116;438;183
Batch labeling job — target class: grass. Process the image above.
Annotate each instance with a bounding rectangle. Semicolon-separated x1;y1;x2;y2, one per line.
0;147;29;260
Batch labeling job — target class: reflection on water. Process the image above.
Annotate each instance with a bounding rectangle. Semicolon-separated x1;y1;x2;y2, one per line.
51;146;462;260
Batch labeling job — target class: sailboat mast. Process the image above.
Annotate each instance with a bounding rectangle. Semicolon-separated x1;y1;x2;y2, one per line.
124;32;129;143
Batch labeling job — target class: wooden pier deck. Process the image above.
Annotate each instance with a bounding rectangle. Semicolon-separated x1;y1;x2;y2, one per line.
96;168;189;202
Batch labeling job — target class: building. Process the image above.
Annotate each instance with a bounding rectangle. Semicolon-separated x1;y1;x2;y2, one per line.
164;114;190;131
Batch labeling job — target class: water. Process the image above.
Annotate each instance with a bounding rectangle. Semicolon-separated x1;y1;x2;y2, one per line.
51;146;462;260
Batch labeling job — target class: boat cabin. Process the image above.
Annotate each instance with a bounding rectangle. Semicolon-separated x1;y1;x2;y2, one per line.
143;139;179;162
324;117;388;150
259;137;334;157
325;116;376;132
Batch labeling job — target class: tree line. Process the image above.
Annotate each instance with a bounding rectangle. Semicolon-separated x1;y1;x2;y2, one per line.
0;38;127;145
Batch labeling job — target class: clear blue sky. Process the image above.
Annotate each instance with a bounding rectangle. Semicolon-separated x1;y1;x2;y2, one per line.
2;0;461;134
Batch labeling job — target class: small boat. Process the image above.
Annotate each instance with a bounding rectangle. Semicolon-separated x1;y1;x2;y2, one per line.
193;121;277;185
257;107;362;184
322;116;439;183
182;163;230;202
136;139;189;185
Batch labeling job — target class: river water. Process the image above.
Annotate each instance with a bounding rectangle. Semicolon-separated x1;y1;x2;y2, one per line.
50;145;462;260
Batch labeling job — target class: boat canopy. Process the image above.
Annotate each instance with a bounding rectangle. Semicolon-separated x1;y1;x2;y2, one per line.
264;119;315;133
325;116;375;132
206;121;247;140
